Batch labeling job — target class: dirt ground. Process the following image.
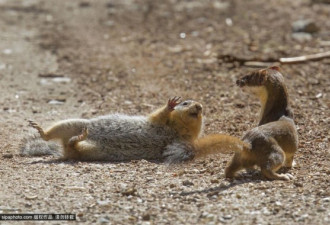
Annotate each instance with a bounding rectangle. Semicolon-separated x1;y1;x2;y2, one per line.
0;0;329;224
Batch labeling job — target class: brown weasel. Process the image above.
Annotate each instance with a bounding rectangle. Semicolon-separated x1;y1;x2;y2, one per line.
225;66;298;180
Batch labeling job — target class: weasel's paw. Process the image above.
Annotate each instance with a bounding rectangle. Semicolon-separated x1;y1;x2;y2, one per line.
167;96;181;111
281;173;294;181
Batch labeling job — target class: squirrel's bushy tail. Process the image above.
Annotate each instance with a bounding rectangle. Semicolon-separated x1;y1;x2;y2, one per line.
194;134;250;158
19;132;61;157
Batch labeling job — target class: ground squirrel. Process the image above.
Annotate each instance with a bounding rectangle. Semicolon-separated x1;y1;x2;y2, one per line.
225;66;298;180
21;97;244;163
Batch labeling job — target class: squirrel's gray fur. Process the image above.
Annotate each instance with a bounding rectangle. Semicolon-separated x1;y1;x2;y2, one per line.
20;133;61;157
20;114;196;163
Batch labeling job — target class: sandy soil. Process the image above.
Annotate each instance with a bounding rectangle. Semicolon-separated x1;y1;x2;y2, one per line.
0;0;329;224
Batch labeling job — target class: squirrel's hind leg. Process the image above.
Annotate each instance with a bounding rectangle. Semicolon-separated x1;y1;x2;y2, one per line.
63;128;88;159
30;119;88;143
29;120;50;141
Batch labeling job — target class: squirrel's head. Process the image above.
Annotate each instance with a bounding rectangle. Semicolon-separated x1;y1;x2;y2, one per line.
170;100;203;141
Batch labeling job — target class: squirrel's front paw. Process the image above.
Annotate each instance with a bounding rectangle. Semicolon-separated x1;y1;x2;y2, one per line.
167;96;181;111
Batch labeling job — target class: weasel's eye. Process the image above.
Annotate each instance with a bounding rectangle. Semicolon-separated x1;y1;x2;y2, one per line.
182;101;188;106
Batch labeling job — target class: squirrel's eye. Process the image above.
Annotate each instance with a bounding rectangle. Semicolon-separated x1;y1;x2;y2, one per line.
182;102;188;106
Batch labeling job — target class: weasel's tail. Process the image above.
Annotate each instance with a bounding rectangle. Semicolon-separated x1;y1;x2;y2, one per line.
194;134;250;158
19;132;61;157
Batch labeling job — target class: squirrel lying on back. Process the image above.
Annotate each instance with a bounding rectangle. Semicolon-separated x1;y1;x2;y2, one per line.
21;97;244;163
225;67;298;180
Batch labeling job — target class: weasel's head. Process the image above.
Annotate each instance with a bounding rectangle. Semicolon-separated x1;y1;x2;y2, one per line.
236;66;292;124
237;66;283;87
236;66;285;96
171;100;203;141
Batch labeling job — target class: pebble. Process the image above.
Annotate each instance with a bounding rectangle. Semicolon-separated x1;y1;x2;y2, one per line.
168;45;183;53
121;187;137;196
65;186;86;191
182;180;194;186
79;2;91;8
292;33;312;42
210;179;219;184
292;20;319;33
2;153;13;159
25;203;32;208
97;200;111;207
48;99;65;105
142;213;150;221
104;20;114;27
25;195;38;200
3;49;12;55
52;77;71;83
322;197;330;202
222;214;232;220
98;216;110;224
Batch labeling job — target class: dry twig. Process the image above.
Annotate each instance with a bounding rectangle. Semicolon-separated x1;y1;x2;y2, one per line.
279;51;330;64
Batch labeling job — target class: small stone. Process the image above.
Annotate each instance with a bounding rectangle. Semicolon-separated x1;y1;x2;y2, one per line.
317;207;326;212
2;153;13;159
25;195;38;200
25;203;32;208
97;200;111;207
322;197;330;202
121;187;136;196
235;103;245;108
275;201;282;206
292;33;312;42
168;45;183;53
99;216;110;224
142;213;150;221
294;182;303;187
297;214;309;221
210;179;219;184
48;99;65;105
79;2;90;7
3;49;12;55
223;214;232;220
52;77;71;83
292;20;319;33
315;93;323;98
104;20;114;27
182;180;194;186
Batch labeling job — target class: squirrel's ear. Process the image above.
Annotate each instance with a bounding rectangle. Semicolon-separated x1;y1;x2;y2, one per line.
269;66;281;72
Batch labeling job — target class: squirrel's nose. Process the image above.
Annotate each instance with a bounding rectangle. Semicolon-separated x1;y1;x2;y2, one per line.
195;104;202;112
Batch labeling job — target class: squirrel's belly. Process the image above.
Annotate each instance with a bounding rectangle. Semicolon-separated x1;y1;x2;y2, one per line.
84;115;177;160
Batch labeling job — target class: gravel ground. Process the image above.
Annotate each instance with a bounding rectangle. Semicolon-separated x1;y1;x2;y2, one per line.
0;0;329;224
